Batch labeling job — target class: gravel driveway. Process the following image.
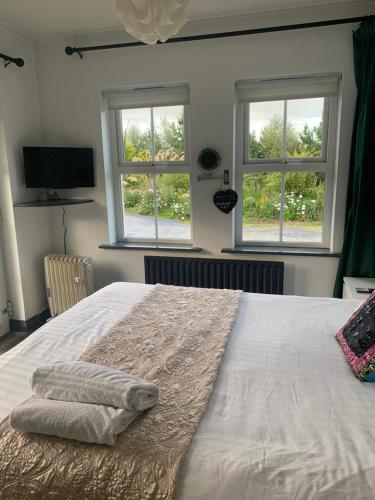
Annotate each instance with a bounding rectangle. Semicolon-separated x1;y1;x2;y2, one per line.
125;214;191;239
243;224;322;242
125;214;322;243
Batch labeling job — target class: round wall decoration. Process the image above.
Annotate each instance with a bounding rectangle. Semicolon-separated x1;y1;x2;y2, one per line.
198;148;221;172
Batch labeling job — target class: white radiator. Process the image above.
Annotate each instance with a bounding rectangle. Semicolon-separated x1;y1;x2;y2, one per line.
44;254;95;317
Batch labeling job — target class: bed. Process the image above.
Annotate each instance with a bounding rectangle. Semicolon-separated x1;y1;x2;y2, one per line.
1;282;375;500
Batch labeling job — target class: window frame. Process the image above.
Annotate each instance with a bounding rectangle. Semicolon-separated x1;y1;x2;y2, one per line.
110;103;192;244
235;92;338;249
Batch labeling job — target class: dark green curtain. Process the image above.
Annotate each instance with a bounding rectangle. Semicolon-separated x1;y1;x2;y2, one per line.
334;19;375;297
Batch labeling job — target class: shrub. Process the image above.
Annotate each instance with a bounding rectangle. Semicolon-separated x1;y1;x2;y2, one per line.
125;190;142;208
123;187;190;221
283;192;323;222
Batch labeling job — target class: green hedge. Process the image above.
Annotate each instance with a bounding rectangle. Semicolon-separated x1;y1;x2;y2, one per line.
243;172;325;222
125;189;191;221
124;172;324;224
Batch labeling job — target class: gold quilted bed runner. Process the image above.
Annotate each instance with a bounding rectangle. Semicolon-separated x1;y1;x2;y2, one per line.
0;284;242;500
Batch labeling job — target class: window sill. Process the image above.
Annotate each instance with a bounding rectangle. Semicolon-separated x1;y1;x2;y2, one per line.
99;242;204;252
221;246;340;257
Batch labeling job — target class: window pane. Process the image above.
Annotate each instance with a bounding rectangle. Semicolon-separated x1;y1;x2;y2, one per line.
242;172;281;241
283;172;325;243
156;174;191;240
153;106;185;161
248;101;284;159
122;173;156;239
121;108;152;162
286;98;324;158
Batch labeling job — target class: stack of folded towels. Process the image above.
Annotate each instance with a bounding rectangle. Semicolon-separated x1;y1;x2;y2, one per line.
10;361;159;446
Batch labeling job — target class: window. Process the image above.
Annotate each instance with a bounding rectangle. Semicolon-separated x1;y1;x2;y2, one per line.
107;85;191;243
235;74;339;247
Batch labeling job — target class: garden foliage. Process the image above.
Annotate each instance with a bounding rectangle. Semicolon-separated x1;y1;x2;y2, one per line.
123;111;324;224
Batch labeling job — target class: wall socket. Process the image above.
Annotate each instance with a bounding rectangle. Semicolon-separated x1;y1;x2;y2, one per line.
6;300;13;317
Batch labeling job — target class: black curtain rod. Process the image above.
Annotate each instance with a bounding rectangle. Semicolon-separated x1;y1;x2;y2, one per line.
0;52;24;68
65;15;374;57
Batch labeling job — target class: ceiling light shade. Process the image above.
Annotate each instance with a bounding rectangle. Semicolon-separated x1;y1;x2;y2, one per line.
116;0;189;45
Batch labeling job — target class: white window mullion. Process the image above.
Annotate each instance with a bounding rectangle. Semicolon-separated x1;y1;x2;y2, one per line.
119;174;126;239
235;102;246;244
282;100;287;161
183;104;190;164
150;108;159;240
153;174;159;241
279;172;285;242
115;110;125;163
150;107;155;163
243;163;327;174
321;97;330;162
237;173;245;244
244;104;250;161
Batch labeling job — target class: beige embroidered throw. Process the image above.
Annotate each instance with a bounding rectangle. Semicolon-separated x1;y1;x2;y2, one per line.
0;284;242;500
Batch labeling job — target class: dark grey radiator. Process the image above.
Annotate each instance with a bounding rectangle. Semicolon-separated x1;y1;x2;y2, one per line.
144;256;283;294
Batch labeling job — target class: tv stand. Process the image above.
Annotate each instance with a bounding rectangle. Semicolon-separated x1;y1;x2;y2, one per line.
14;199;93;207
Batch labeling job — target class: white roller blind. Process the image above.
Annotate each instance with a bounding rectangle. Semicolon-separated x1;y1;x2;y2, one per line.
105;84;189;110
236;73;340;102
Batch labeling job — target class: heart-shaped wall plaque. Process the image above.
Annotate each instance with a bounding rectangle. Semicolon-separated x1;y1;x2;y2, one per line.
213;189;238;214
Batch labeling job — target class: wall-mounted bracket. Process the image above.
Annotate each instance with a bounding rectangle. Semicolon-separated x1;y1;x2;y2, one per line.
197;174;224;182
197;169;230;184
0;53;24;68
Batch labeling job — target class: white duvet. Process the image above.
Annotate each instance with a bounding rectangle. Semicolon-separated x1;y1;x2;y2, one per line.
1;282;374;500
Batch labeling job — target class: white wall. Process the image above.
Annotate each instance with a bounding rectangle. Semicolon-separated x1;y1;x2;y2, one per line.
0;26;52;321
34;3;374;298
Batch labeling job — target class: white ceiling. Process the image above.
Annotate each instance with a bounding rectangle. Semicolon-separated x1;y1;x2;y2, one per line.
0;0;369;39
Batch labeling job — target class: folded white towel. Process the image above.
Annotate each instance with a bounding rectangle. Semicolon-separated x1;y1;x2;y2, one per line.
31;361;159;412
10;397;137;446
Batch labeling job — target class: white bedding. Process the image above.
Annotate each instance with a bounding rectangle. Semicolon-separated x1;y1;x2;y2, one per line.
1;282;374;500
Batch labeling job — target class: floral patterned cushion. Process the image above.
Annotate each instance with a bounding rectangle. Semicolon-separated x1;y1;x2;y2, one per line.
336;291;375;381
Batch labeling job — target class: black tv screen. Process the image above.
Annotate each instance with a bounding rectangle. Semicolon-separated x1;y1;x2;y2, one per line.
23;147;94;189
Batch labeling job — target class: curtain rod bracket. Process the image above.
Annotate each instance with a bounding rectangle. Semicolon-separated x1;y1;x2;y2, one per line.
65;46;83;59
0;53;24;68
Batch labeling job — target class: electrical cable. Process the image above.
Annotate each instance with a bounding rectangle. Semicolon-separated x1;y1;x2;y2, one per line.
62;207;67;255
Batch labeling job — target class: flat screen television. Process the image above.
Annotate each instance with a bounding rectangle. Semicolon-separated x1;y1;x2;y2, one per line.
23;147;95;189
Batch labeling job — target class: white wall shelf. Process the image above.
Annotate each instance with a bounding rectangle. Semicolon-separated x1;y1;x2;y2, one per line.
14;199;93;208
